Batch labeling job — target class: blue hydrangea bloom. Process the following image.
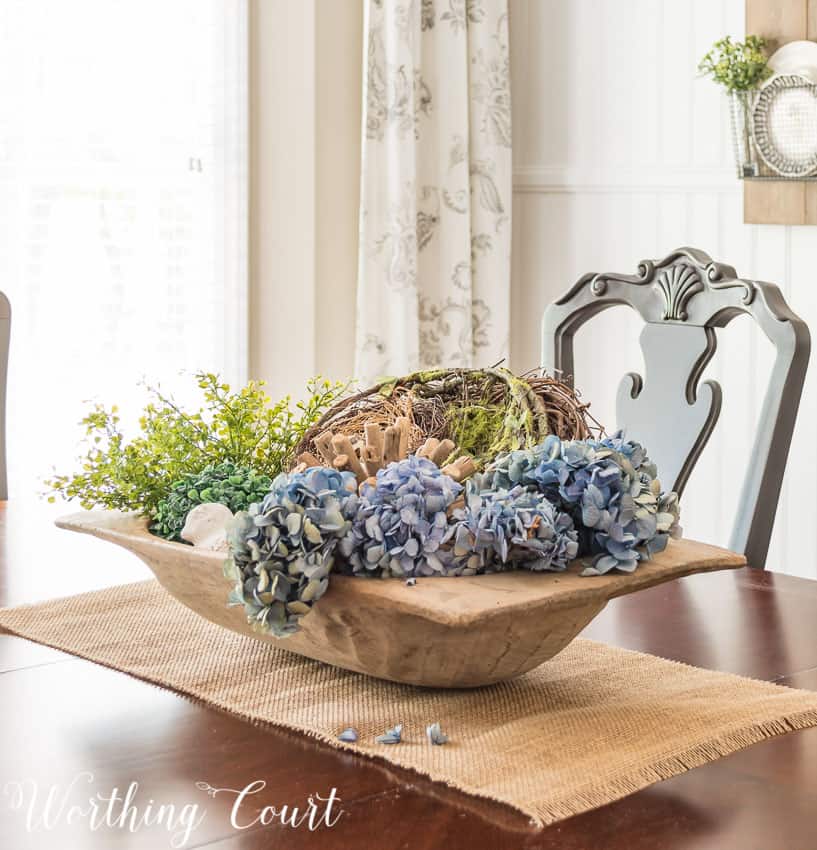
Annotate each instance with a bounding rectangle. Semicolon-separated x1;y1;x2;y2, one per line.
481;432;681;575
444;484;578;574
225;466;359;636
338;455;463;577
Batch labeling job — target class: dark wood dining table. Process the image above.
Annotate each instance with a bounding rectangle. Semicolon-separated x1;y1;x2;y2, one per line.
2;498;817;850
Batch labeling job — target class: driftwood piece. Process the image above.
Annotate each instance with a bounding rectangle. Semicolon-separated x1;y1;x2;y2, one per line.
417;437;440;459
442;456;477;483
332;454;350;473
383;425;402;464
395;417;411;458
332;434;367;482
365;423;384;456
430;439;456;466
361;444;382;477
314;431;336;465
297;451;321;468
418;437;457;466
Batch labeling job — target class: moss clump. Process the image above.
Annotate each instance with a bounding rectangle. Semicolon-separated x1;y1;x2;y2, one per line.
446;404;506;463
378;369;450;398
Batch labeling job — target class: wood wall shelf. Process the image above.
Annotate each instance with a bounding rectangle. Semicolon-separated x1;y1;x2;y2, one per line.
745;0;817;224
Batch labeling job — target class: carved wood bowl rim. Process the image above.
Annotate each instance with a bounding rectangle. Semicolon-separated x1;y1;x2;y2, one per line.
55;511;747;687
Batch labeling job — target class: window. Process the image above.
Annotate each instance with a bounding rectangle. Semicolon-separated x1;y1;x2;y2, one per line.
0;0;248;498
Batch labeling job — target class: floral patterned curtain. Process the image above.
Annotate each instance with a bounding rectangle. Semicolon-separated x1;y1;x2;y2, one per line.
355;0;512;383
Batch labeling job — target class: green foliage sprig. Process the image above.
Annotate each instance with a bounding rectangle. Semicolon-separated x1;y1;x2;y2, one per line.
151;462;272;541
698;35;771;92
46;373;350;517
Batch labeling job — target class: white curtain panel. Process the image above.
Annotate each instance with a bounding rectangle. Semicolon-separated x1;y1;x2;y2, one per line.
355;0;512;383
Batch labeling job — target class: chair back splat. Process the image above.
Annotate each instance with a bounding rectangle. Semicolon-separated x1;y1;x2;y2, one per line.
542;247;810;569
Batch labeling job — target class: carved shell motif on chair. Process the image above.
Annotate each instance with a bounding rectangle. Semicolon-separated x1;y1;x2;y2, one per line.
570;247;757;323
654;263;704;322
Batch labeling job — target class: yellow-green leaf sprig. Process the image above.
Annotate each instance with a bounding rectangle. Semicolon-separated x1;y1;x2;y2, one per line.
46;373;350;518
698;35;771;93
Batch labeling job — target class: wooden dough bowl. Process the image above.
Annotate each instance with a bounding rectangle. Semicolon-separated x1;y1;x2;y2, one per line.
57;511;746;688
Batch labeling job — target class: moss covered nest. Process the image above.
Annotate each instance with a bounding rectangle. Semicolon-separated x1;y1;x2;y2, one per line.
292;367;603;469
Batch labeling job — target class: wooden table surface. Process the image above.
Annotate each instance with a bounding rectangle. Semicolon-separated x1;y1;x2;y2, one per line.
2;500;817;850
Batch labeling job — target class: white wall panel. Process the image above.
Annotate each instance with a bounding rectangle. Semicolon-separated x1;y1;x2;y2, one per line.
510;0;817;577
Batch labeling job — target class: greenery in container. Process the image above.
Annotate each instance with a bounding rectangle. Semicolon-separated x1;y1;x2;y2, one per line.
46;372;349;522
698;35;771;93
698;35;771;177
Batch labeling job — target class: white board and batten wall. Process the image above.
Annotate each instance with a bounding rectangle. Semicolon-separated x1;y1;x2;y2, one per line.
509;0;817;577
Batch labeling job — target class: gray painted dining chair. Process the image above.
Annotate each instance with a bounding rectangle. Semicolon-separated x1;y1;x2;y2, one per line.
542;246;810;569
0;291;8;500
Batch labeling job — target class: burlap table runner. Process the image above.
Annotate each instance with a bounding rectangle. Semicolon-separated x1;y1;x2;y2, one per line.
3;580;817;826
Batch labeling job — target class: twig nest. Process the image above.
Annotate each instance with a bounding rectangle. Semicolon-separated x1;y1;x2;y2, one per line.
293;367;603;471
181;503;235;551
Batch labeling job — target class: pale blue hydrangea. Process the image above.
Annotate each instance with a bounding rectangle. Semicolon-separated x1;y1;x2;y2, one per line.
479;432;681;574
225;466;358;636
338;455;462;577
375;724;403;744
426;723;449;745
444;484;578;575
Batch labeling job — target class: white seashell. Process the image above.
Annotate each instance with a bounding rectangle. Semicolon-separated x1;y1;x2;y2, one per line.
180;503;235;551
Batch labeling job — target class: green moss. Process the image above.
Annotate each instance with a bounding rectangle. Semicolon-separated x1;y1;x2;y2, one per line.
377;378;399;397
378;369;451;398
378;367;555;465
407;369;450;383
446;404;506;463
